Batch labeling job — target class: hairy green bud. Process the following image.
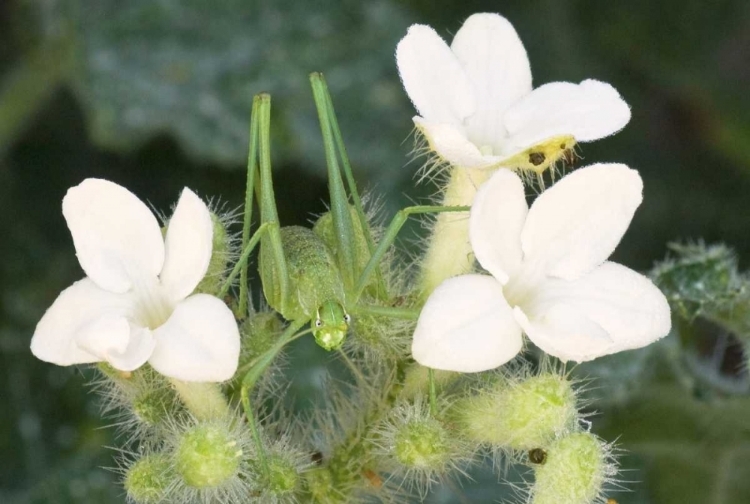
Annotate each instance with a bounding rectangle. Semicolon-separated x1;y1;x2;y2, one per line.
531;432;611;504
265;454;299;495
176;422;242;488
124;454;174;504
651;242;742;321
393;417;451;469
195;212;233;295
454;374;577;450
132;388;175;426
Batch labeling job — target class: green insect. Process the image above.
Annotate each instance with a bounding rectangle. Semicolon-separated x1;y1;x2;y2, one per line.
259;225;350;351
234;77;466;357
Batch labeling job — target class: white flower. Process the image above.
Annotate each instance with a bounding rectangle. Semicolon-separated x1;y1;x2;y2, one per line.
412;164;671;372
396;13;631;170
30;179;240;382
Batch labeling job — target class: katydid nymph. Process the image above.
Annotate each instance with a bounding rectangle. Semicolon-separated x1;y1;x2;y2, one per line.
233;79;469;355
259;225;351;351
232;79;470;474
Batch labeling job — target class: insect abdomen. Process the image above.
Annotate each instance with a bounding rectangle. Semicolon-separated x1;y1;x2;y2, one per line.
260;226;345;321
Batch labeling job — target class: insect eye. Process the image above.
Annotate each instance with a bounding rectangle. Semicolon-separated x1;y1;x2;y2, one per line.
315;319;322;328
344;314;351;323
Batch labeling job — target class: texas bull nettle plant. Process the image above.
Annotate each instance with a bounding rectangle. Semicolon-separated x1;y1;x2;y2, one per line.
30;12;671;504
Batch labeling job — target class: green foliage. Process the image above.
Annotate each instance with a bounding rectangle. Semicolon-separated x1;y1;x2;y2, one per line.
66;0;413;184
597;385;750;504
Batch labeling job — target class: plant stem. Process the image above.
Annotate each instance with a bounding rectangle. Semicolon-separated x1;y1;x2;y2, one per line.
241;320;307;478
418;167;492;298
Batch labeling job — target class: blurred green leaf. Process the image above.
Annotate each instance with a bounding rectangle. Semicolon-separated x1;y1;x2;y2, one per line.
67;0;414;187
598;384;750;504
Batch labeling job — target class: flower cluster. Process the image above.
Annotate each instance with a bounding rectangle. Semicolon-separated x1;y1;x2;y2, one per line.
402;14;671;372
26;10;674;504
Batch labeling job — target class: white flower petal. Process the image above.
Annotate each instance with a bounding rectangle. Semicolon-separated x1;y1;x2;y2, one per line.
450;13;532;149
412;275;523;372
521;164;643;280
160;188;214;301
149;294;240;382
527;262;671;358
396;24;475;125
63;179;165;293
469;169;528;284
502;79;631;156
414;117;503;169
513;305;613;363
76;316;155;371
30;278;136;366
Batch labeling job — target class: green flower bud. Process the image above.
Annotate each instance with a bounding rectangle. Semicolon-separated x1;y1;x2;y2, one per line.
124;454;174;504
372;399;468;496
196;212;233;295
176;422;242;488
454;374;577;450
531;432;611;504
651;242;741;321
265;454;299;495
132;388;175;426
305;467;335;501
239;311;284;367
393;417;452;470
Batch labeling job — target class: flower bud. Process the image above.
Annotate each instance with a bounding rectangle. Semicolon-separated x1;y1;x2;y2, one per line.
372;400;468;495
124;454;174;504
196;212;233;295
176;422;242;488
265;454;299;496
453;374;577;450
132;388;176;426
531;432;612;504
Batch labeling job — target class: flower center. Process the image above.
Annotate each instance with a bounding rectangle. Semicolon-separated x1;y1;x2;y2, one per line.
128;267;174;329
502;258;547;315
479;145;494;156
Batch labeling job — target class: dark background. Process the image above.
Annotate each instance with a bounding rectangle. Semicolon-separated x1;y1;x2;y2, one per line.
2;0;750;502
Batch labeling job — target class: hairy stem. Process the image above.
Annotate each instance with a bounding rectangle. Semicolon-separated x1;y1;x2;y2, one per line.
418;167;492;298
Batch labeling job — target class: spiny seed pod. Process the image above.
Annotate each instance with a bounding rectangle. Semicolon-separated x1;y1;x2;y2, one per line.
531;432;613;504
393;418;451;469
132;388;176;427
453;374;578;450
371;400;469;496
266;454;300;496
124;454;174;504
176;422;242;488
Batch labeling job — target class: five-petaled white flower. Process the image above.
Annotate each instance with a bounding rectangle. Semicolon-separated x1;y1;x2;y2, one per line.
30;179;240;382
412;164;671;372
396;13;631;171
